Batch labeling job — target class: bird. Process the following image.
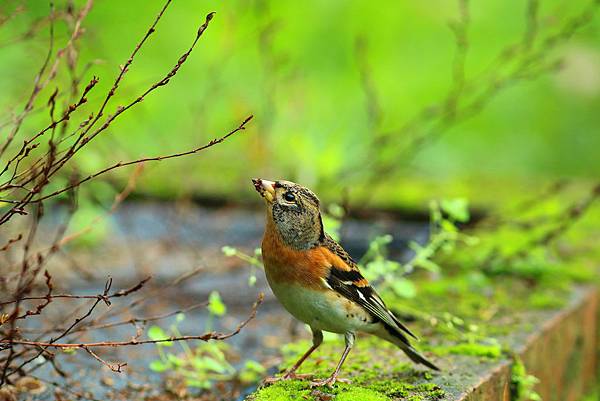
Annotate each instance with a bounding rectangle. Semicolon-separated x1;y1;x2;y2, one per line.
252;178;439;387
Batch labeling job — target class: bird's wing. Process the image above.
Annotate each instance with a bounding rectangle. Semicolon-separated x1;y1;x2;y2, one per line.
320;234;418;340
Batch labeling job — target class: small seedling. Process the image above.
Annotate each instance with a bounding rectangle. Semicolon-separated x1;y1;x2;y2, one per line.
147;291;265;389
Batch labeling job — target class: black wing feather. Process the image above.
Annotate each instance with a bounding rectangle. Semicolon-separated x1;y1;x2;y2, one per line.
322;234;418;341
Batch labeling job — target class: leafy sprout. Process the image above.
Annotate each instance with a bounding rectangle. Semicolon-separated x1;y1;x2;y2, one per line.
221;246;262;286
361;198;476;298
147;294;264;389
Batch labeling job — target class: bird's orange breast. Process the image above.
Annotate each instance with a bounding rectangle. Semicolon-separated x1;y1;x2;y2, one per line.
261;218;350;290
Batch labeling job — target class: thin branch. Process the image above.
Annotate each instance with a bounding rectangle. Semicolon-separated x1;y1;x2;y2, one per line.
0;1;56;158
1;293;264;349
0;234;22;252
0;277;151;307
83;347;126;373
32;114;253;202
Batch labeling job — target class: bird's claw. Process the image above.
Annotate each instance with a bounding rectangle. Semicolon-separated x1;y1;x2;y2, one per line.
261;371;313;386
310;375;351;388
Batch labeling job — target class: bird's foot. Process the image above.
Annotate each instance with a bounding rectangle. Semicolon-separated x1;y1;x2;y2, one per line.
310;375;351;388
261;371;313;386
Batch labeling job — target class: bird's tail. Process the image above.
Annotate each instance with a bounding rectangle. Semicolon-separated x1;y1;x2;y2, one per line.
401;343;440;371
375;323;440;371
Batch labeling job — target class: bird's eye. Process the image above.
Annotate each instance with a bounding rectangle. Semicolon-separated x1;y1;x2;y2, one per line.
283;192;296;202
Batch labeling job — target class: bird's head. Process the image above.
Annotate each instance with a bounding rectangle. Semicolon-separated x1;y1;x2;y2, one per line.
252;178;324;249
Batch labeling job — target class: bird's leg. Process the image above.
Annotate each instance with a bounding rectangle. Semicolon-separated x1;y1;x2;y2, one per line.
283;329;323;378
310;332;355;387
262;329;323;385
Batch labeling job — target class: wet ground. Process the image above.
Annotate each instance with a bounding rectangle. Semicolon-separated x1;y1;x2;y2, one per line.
9;201;430;400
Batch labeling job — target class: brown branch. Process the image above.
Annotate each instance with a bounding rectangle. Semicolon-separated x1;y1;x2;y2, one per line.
69;301;209;334
0;0;256;385
0;7;220;224
32;114;253;202
74;0;175;146
54;162;144;247
1;277;150;380
83;347;127;373
0;1;56;158
0;234;22;252
0;76;99;181
0;161;142;280
1;293;264;349
91;264;207;327
16;302;209;336
14;270;53;320
0;11;228;226
0;277;151;307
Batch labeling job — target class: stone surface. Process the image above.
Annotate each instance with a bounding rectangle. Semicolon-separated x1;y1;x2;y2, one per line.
247;287;598;401
458;287;598;401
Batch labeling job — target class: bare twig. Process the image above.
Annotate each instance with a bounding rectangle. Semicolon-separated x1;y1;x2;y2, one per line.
0;0;256;389
83;347;127;373
0;277;151;307
32;114;253;202
1;293;264;349
0;1;56;158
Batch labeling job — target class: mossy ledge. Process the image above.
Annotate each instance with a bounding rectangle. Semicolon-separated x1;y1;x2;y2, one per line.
246;286;598;401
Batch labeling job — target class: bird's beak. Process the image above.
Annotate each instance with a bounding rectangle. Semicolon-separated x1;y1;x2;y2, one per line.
252;178;276;203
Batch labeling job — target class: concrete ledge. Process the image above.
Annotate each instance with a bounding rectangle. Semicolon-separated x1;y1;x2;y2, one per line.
460;287;597;401
248;287;598;401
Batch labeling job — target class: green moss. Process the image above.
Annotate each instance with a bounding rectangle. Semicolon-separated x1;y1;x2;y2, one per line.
249;381;392;401
580;388;598;401
358;380;445;400
335;386;391;401
431;343;502;359
363;381;413;397
250;381;312;401
251;378;446;401
527;291;568;309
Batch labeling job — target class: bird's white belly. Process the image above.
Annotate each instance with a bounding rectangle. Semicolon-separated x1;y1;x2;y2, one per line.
267;281;372;334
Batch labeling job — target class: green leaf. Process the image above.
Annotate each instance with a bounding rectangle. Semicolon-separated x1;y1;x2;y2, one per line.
221;246;237;257
201;357;229;374
389;278;417;298
440;198;470;223
191;358;208;370
440;219;458;233
149;360;169;372
185;378;211;388
239;359;267;383
414;258;441;273
327;203;345;218
148;325;166;340
365;260;387;276
167;354;185;367
244;359;266;373
148;325;173;346
207;291;226;316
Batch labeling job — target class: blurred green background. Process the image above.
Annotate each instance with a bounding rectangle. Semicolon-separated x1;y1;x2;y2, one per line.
1;0;599;209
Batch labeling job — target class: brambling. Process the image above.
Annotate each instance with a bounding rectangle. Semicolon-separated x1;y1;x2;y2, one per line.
252;178;439;387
